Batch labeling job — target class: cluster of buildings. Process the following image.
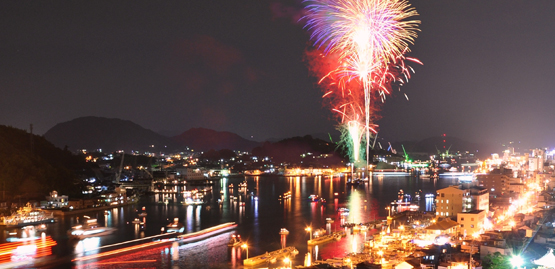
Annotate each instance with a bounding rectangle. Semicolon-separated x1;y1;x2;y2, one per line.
389;147;555;269
323;147;555;269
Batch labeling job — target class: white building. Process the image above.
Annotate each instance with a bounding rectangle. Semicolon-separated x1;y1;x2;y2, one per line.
46;190;68;208
178;168;205;180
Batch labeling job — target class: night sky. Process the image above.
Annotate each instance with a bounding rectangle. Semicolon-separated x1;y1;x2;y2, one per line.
1;1;555;150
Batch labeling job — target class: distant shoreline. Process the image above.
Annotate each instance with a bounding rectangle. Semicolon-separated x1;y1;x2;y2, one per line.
45;198;139;217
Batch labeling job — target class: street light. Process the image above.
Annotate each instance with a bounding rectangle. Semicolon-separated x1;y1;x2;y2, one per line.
241;243;249;259
511;255;523;269
345;258;353;269
283;257;292;269
305;226;312;240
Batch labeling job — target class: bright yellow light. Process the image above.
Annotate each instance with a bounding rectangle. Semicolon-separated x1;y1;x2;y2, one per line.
241;243;247;249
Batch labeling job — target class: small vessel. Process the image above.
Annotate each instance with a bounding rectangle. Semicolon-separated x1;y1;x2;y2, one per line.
227;234;242;247
308;194;319;202
104;210;109;215
279;228;289;235
166;218;184;233
138;207;147;217
68;217;116;239
338;208;349;216
346;179;360;186
131;218;141;224
182;197;204;205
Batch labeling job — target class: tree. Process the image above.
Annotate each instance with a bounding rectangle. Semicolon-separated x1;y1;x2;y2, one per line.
483;252;512;269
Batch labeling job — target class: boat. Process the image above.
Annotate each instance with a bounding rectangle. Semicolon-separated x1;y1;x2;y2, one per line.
347;179;361;186
307;231;345;246
182;197;204;205
104;210;109;215
138;212;147;217
227;234;242;247
166;218;184;233
0;203;55;227
279;228;289;235
308;194;319;202
68;217;116;239
131;218;141;224
338;207;349;216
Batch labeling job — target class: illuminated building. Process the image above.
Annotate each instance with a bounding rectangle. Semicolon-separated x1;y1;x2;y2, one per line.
425;218;459;236
435;186;470;218
45;190;68;208
457;210;486;237
462;186;489;213
477;168;515;196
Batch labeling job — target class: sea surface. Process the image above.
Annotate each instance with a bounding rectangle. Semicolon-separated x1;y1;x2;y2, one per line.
2;174;462;268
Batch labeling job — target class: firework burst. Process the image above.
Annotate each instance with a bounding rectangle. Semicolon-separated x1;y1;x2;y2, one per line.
304;0;420;166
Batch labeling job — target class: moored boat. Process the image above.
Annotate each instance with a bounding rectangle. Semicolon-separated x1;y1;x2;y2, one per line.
227;234;242;247
0;203;55;227
308;194;319;202
166;218;184;233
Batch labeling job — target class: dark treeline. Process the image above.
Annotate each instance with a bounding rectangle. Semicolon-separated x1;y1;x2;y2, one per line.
0;125;94;201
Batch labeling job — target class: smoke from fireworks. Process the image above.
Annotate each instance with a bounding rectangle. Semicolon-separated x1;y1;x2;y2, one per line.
303;0;420;166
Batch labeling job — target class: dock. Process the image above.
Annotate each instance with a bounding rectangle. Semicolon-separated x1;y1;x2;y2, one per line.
307;230;346;246
243;246;298;267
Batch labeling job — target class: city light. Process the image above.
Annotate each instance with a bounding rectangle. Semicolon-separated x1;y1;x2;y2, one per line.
511;255;523;268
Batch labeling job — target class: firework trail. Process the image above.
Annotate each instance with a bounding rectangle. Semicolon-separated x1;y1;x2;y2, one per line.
304;0;420;166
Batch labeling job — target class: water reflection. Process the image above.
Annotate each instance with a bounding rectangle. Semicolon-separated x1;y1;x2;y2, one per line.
0;174;469;268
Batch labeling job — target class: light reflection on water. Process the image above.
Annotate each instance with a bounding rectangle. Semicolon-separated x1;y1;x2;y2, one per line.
0;174;465;268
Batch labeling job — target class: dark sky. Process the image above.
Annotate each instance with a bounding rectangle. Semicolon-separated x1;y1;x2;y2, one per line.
1;1;555;150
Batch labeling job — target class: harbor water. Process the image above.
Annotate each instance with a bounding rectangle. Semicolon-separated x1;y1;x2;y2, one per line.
2;174;461;268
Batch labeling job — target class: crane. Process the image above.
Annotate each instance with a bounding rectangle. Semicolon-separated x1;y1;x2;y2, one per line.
115;151;124;183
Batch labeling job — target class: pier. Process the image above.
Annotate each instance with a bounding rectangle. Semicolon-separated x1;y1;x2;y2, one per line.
243;246;298;267
307;230;346;246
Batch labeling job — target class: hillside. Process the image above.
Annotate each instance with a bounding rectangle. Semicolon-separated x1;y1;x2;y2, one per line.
252;135;346;166
172;128;260;152
44;116;181;153
0;125;92;200
392;136;498;160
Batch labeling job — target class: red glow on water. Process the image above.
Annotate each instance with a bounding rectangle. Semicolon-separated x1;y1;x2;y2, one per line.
0;236;56;264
